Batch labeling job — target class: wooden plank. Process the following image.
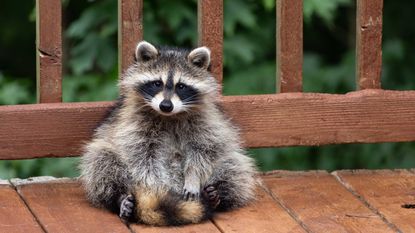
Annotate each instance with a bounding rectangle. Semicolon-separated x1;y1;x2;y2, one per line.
276;0;303;93
0;181;44;233
263;171;395;233
0;102;109;159
334;170;415;232
212;186;306;233
2;89;415;159
356;0;383;90
36;0;62;103
130;221;220;233
118;0;143;75
198;0;223;85
12;177;130;233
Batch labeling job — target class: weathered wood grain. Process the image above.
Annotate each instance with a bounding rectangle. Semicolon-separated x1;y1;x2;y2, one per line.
118;0;143;75
212;186;305;233
0;182;43;233
36;0;62;103
130;221;220;233
12;178;130;233
263;171;395;232
334;170;415;232
223;89;415;148
1;172;413;232
1;90;415;159
356;0;383;89
198;0;223;85
0;102;109;159
276;0;303;93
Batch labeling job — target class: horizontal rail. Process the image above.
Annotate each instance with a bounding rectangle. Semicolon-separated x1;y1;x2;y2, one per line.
1;90;415;159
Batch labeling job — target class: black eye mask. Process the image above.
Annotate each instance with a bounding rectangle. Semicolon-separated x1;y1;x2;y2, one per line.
175;82;199;104
137;80;163;99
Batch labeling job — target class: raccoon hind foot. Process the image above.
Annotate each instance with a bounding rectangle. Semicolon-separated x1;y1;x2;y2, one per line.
202;185;220;209
119;194;135;221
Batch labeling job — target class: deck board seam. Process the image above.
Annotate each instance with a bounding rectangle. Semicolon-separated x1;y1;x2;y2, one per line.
209;219;226;233
259;179;313;233
331;171;402;233
127;223;138;233
8;181;47;233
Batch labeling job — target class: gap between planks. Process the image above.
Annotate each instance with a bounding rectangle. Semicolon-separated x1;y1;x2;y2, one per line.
262;170;397;232
332;171;402;232
259;175;312;233
3;171;412;233
9;182;47;233
4;176;307;233
332;170;415;233
0;180;44;233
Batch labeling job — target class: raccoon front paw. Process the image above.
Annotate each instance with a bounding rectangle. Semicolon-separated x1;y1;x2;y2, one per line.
203;185;220;209
183;185;200;201
119;194;135;220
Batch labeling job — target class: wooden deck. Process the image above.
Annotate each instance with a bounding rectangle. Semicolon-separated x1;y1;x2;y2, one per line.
1;170;415;233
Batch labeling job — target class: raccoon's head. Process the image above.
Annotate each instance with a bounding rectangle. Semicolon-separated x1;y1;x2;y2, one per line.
121;41;219;116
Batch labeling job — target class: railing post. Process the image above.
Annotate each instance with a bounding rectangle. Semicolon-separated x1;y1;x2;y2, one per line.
118;0;143;78
198;0;223;91
356;0;383;90
36;0;62;103
276;0;303;93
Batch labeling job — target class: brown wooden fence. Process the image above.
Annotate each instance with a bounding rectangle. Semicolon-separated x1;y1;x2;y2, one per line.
1;0;415;160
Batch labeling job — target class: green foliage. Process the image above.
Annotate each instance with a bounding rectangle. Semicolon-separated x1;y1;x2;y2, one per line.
251;142;415;172
1;0;415;178
0;74;34;105
303;52;355;93
304;0;351;25
66;0;117;75
63;68;118;102
0;158;79;179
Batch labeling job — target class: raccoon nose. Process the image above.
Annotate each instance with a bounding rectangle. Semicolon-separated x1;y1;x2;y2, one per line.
159;100;173;113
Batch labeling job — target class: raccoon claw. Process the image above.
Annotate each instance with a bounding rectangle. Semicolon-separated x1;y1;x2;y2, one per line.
203;185;220;209
119;194;135;220
183;189;200;201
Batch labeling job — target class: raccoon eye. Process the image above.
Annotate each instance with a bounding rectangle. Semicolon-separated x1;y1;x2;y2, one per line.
153;81;163;87
176;83;186;90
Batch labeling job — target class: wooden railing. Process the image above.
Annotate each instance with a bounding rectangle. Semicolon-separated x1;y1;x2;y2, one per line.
1;0;415;160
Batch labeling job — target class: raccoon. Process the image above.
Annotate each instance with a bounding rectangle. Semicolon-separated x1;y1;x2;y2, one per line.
80;41;257;226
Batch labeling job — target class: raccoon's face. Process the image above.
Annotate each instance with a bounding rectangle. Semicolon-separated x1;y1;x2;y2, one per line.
121;41;218;116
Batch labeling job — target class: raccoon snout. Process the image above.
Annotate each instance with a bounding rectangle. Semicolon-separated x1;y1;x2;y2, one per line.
159;100;173;113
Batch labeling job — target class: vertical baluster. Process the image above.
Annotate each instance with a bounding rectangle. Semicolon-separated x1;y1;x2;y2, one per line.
356;0;383;89
198;0;223;90
36;0;62;103
118;0;143;77
276;0;303;93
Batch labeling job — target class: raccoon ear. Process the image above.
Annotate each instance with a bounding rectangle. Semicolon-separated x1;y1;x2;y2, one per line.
135;41;158;62
188;47;211;69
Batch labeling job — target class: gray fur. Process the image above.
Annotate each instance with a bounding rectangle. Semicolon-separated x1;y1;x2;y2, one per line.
80;41;257;220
